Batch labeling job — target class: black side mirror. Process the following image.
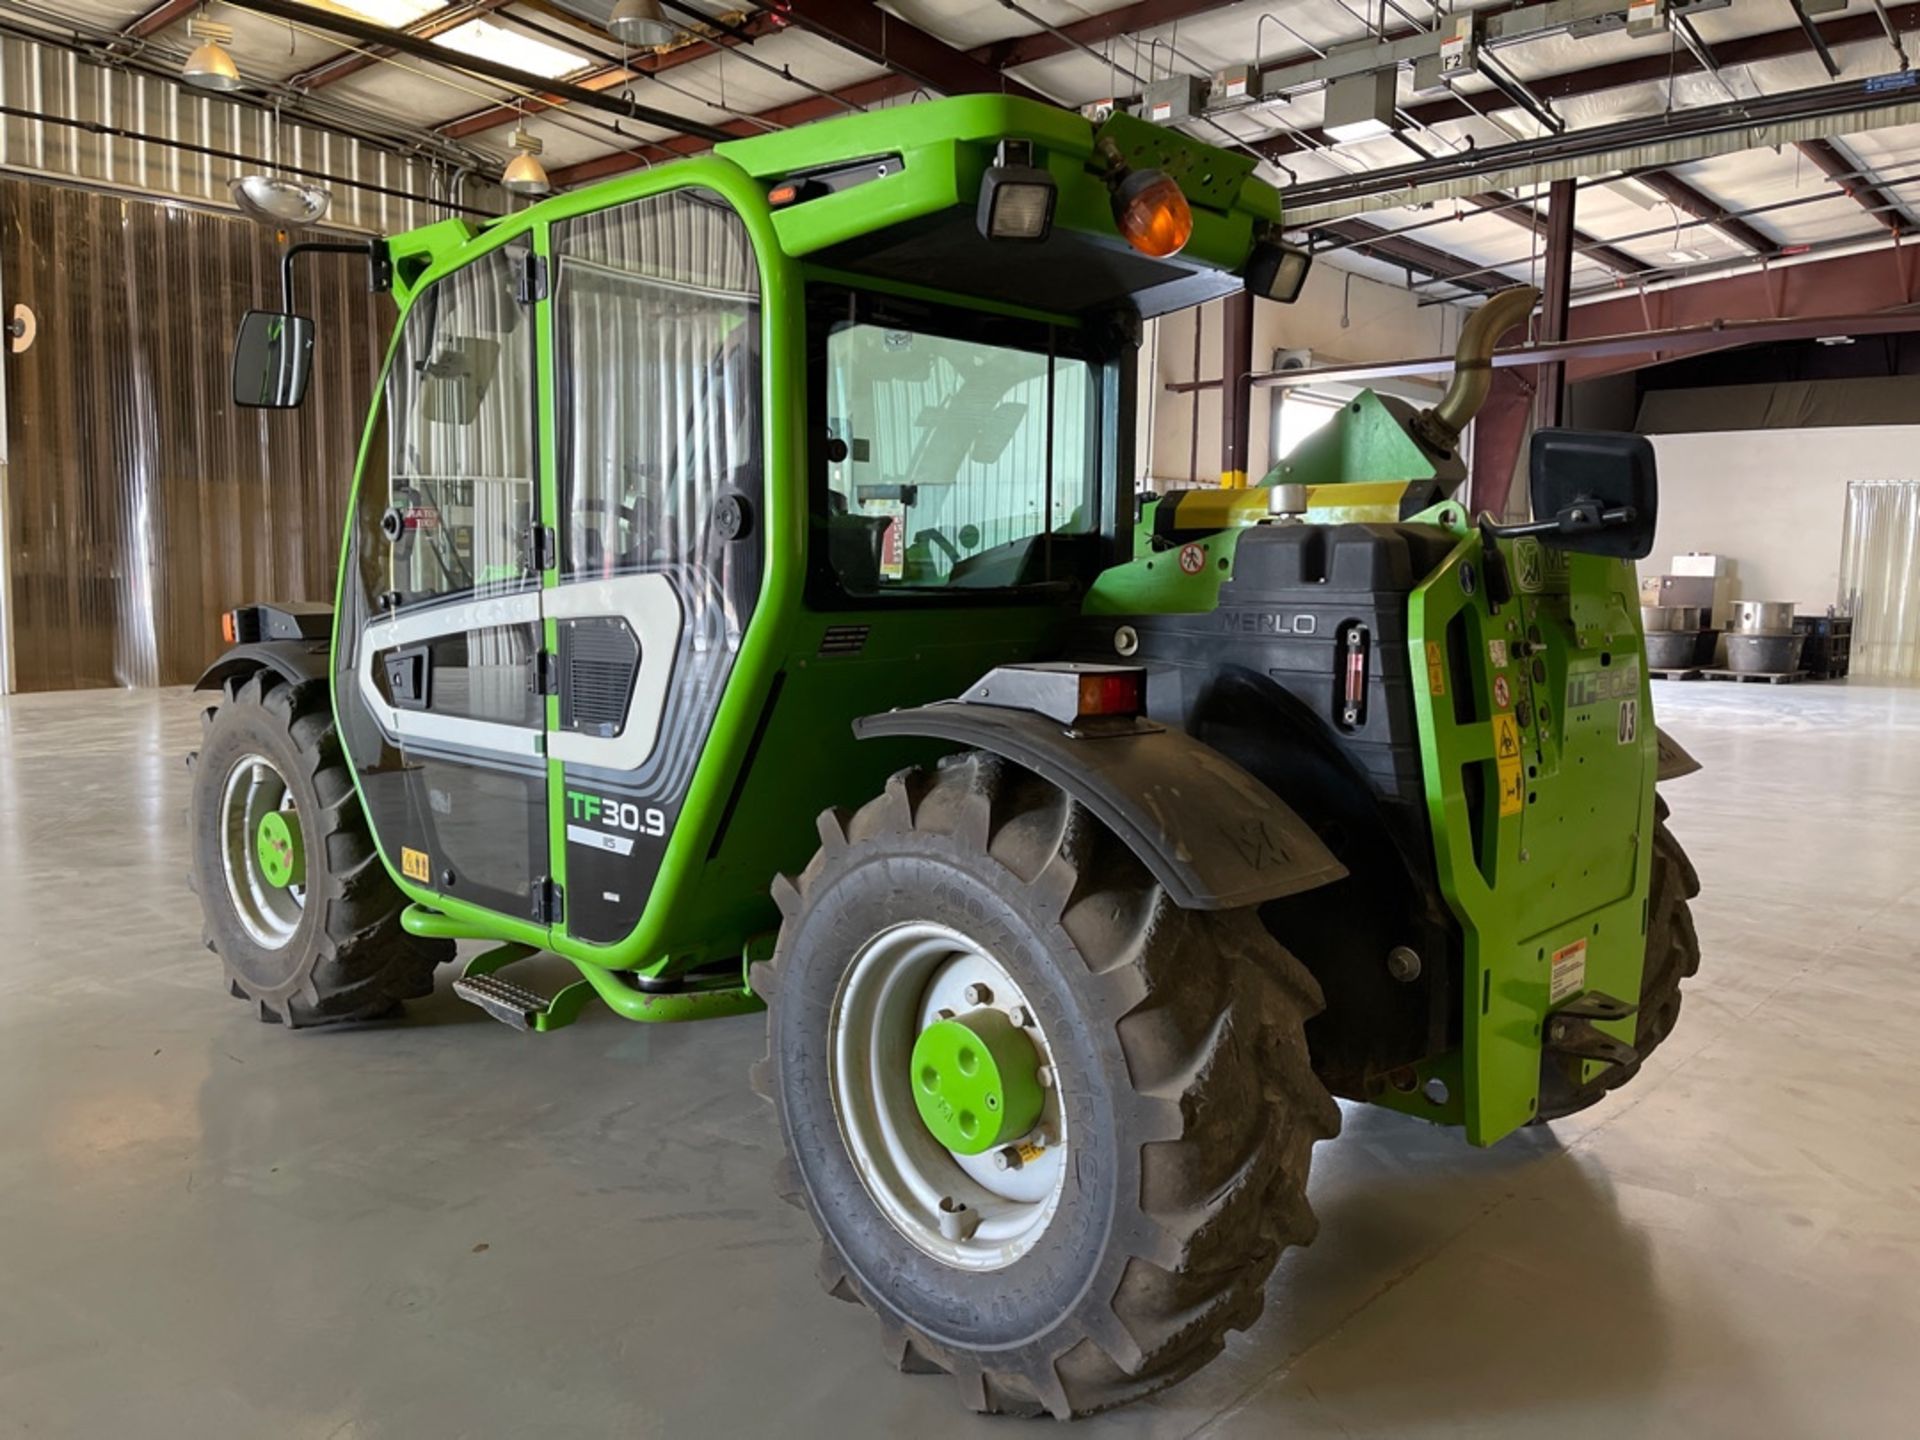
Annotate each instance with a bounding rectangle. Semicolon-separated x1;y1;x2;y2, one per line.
233;309;314;409
1487;428;1657;559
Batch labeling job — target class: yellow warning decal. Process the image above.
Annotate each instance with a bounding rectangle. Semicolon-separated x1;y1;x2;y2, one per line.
1426;641;1446;697
1497;759;1524;817
401;846;431;882
1493;713;1521;761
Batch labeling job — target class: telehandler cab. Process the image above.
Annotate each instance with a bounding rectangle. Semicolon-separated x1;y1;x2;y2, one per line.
192;96;1701;1417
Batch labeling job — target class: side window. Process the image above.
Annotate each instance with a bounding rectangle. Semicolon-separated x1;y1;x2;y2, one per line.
555;189;761;587
384;242;536;607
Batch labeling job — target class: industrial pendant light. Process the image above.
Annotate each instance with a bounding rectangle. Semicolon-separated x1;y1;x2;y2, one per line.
607;0;678;48
182;16;242;92
502;128;550;197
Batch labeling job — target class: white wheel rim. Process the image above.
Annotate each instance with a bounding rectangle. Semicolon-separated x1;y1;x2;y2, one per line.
218;752;306;950
828;921;1068;1271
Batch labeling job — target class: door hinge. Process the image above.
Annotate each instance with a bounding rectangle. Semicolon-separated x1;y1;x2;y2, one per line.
531;523;557;573
517;252;549;305
533;876;565;924
535;650;561;696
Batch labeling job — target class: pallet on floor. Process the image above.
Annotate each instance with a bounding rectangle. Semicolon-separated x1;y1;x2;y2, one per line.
1700;668;1810;685
1650;667;1703;681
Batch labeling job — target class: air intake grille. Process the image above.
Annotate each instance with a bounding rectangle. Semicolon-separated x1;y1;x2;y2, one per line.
559;618;640;737
819;624;870;656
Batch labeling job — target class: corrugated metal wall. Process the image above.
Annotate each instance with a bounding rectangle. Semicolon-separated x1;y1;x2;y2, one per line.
1;174;390;691
0;36;464;236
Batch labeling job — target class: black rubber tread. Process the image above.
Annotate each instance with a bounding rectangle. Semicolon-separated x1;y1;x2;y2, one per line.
187;669;451;1027
1534;818;1701;1122
750;753;1340;1419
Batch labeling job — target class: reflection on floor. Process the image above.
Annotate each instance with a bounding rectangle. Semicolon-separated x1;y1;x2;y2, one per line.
0;679;1915;1437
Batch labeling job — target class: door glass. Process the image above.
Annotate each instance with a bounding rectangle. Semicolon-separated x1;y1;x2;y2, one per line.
551;188;763;946
332;240;547;921
386;241;537;608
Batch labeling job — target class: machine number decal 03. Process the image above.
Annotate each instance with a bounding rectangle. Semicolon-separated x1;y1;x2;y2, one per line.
1617;698;1638;745
1550;939;1589;1004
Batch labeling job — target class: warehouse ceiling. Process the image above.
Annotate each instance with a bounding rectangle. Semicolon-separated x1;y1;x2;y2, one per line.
7;0;1920;305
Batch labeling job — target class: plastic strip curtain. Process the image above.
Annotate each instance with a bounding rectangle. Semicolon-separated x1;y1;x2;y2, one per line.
1839;481;1920;681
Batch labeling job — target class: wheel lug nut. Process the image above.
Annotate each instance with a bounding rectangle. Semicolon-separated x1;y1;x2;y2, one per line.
992;1147;1024;1172
1036;1065;1054;1089
1008;1005;1033;1028
936;1007;955;1020
963;983;993;1007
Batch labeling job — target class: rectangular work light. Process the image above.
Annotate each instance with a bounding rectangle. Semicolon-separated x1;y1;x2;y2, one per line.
976;139;1056;243
1246;238;1314;304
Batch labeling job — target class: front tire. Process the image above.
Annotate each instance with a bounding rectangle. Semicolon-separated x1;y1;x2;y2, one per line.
187;670;451;1026
752;754;1339;1418
1535;811;1701;1121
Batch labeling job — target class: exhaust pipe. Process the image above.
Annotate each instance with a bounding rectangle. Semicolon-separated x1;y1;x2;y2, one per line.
1412;284;1541;456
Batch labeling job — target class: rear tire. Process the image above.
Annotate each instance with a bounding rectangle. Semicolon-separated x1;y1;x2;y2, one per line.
752;754;1340;1418
187;670;451;1027
1535;814;1701;1122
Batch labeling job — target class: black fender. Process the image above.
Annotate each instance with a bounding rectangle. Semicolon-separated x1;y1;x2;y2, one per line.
1655;725;1701;782
194;639;331;694
854;703;1347;911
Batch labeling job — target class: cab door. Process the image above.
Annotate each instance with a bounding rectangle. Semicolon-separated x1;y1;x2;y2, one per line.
338;235;552;925
543;187;765;947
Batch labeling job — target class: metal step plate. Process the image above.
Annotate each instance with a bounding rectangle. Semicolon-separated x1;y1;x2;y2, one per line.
453;973;548;1030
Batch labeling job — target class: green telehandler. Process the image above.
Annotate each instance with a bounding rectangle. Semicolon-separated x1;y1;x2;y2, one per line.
190;96;1702;1418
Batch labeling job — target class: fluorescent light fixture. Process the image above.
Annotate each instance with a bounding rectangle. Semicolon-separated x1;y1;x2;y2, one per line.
313;0;447;26
434;18;588;79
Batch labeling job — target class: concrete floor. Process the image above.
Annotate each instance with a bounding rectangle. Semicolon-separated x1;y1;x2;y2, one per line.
1;680;1917;1437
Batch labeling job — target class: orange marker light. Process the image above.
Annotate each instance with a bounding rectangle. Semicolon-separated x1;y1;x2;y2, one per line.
1113;169;1193;258
1077;670;1145;719
221;611;237;645
768;183;799;206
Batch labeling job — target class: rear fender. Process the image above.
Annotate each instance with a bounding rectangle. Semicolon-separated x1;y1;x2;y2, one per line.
854;700;1345;912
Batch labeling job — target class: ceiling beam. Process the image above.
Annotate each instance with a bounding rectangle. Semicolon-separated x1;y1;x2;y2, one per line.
547;0;1256;182
1261;2;1920;158
777;0;1046;103
220;0;733;140
1465;191;1651;276
1796;136;1911;234
120;0;198;41
549;69;913;185
1631;168;1777;256
1310;218;1505;295
435;10;788;141
290;0;519;93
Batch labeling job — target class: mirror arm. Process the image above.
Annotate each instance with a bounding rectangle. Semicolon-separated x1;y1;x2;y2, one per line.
1482;504;1637;542
278;237;393;313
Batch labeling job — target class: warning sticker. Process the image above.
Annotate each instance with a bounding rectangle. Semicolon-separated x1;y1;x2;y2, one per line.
1178;543;1206;575
1497;758;1524;817
1488;638;1509;669
1426;641;1446;697
1550;939;1588;1004
1493;713;1521;760
1492;674;1512;709
401;846;431;883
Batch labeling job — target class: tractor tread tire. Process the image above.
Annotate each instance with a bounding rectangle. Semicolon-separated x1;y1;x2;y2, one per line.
753;753;1340;1419
188;669;451;1028
1535;817;1700;1122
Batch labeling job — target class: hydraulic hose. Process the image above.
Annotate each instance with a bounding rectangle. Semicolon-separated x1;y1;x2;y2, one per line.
1414;285;1541;455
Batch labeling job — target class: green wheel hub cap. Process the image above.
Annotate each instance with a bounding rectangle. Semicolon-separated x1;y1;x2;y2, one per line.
910;1008;1045;1156
255;810;304;890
